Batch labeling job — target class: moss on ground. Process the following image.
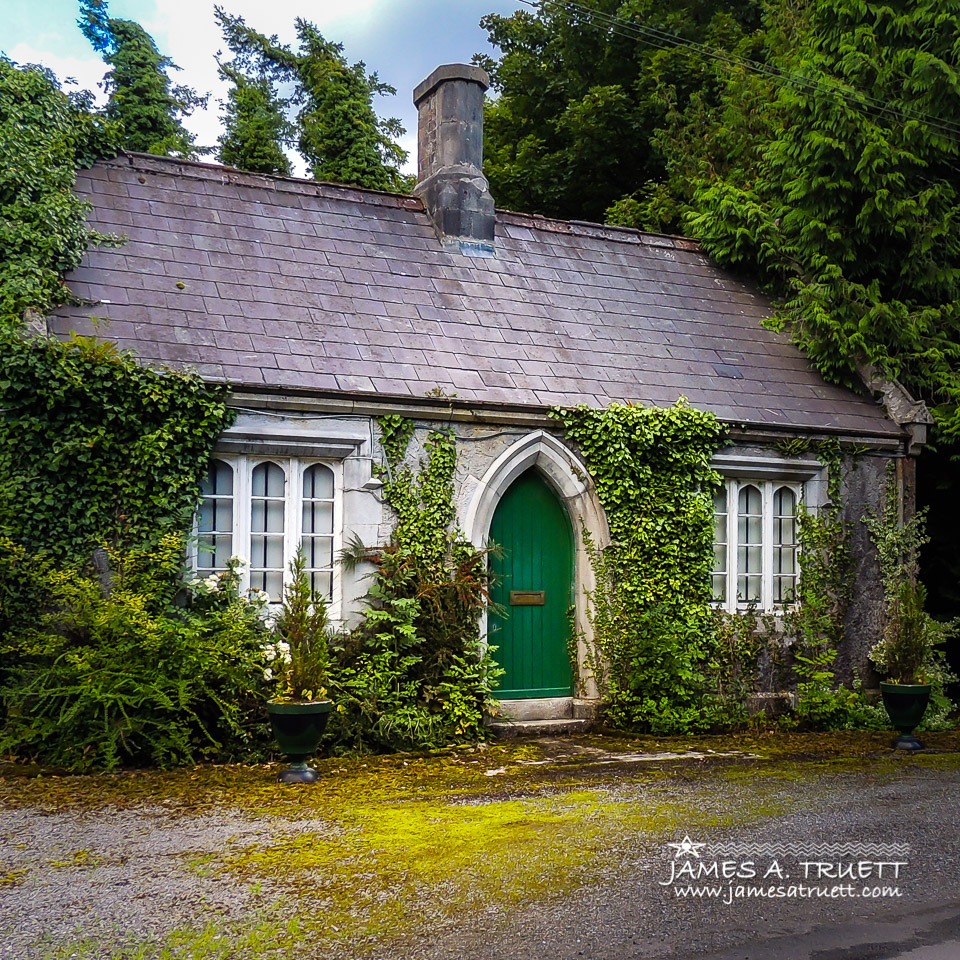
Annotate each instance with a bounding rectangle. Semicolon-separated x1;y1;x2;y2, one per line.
3;730;959;960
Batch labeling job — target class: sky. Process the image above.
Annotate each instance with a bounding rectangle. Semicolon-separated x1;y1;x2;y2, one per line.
2;0;528;173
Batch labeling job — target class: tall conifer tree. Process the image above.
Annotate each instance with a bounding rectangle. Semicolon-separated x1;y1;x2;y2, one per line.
78;0;206;158
214;7;408;191
216;63;292;175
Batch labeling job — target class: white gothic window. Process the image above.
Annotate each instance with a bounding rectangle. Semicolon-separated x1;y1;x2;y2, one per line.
193;456;339;606
197;459;234;577
302;464;335;599
250;461;286;599
712;479;802;612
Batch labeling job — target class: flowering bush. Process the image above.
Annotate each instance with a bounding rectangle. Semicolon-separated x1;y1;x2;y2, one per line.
262;547;332;703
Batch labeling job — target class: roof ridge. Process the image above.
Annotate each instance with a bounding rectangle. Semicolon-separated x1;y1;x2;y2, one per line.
106;153;700;249
496;208;701;251
105;152;424;211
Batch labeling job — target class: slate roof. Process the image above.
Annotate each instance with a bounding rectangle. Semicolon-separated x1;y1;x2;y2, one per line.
51;153;899;438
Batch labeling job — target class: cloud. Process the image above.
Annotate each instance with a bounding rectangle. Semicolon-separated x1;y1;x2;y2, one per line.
6;43;108;103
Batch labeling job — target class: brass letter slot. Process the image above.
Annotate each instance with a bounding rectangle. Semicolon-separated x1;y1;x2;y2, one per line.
509;590;545;606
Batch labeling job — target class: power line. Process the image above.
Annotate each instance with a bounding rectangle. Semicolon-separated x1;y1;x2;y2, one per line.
514;0;960;146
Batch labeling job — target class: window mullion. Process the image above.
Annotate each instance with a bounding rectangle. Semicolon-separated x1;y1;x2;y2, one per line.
762;480;774;610
237;455;250;595
726;481;736;614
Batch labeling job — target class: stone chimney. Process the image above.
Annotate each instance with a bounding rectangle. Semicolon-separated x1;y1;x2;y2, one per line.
413;64;495;255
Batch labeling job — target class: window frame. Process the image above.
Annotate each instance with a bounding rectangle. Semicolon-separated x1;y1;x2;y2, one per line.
193;454;343;617
712;477;803;613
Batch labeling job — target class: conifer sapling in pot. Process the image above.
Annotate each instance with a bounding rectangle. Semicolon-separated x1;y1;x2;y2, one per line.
263;547;333;783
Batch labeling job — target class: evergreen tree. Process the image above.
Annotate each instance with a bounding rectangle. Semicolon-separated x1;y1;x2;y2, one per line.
477;0;763;225
216;63;292;175
686;0;960;438
214;7;408;191
78;0;206;158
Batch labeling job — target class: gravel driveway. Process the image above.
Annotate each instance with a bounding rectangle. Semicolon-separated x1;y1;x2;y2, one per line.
2;733;958;960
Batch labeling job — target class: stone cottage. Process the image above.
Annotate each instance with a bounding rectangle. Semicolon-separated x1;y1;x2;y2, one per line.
48;64;929;721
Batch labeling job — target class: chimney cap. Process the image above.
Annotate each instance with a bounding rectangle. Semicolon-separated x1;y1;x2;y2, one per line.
413;63;490;107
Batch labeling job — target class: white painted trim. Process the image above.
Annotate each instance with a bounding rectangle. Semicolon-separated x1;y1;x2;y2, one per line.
462;430;609;701
192;453;344;621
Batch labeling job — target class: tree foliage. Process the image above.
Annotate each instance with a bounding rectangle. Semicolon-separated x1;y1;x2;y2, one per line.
216;62;292;176
214;6;408;190
477;0;763;224
0;58;120;326
78;0;206;158
687;0;960;439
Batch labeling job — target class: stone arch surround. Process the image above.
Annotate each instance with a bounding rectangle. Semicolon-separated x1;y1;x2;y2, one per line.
463;430;609;703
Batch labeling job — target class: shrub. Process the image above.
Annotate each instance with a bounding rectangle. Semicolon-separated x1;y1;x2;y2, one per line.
0;537;270;770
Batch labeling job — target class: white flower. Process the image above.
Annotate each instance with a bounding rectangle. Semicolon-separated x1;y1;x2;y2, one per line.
282;651;292;665
230;556;249;568
277;641;290;654
264;616;277;631
202;574;221;593
263;668;273;681
263;644;277;661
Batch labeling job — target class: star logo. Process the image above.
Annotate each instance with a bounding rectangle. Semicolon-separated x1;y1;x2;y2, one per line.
668;836;706;859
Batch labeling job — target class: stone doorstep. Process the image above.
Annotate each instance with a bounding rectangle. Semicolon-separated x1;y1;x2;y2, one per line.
490;697;601;722
485;718;595;740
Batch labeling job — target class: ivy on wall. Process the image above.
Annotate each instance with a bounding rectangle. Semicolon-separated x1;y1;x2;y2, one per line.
0;59;120;327
330;417;502;750
551;400;728;733
0;332;233;563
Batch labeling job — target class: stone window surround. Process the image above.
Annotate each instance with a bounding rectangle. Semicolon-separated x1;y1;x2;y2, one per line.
711;451;828;614
192;453;345;617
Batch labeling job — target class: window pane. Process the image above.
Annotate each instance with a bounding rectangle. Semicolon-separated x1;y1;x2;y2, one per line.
304;535;334;569
739;574;762;603
303;501;334;535
197;534;233;573
739;484;761;517
310;570;333;599
251;570;284;599
712;574;727;604
303;464;334;500
198;499;215;532
252;461;285;497
201;459;233;497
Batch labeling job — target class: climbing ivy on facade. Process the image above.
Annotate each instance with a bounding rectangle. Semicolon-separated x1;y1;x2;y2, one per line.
552;400;729;733
328;418;502;752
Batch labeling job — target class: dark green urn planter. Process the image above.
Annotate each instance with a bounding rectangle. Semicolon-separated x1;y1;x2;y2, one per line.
267;700;333;783
879;682;931;751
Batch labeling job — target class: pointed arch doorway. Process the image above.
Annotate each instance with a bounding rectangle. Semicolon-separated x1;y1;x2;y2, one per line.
488;468;574;699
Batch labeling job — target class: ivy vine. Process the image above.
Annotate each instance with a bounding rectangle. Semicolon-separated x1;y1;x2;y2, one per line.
551;400;728;733
0;331;233;563
0;59;120;327
329;418;501;751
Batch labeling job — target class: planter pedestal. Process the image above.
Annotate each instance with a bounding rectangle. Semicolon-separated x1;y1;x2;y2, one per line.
879;682;931;751
267;700;333;783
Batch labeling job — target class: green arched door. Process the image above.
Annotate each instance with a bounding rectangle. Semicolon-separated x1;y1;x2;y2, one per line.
489;469;574;699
